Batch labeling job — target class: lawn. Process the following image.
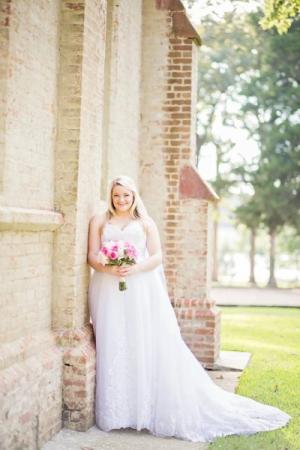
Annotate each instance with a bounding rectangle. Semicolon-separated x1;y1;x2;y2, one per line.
209;307;300;450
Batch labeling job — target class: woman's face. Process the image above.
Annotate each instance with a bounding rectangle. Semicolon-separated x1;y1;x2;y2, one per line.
112;185;134;214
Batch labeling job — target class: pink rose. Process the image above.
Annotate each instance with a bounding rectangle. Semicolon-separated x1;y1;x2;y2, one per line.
101;246;109;256
110;251;118;260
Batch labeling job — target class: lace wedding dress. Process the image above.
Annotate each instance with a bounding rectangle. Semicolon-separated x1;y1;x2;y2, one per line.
88;219;291;443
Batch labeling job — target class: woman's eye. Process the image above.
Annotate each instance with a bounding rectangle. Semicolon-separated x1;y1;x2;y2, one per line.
113;193;130;198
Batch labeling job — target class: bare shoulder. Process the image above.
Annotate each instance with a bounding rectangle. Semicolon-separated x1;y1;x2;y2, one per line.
141;216;158;234
89;212;107;228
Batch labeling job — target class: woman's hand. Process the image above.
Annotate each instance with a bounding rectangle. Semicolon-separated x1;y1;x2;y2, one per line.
118;264;140;277
104;264;140;277
105;265;123;277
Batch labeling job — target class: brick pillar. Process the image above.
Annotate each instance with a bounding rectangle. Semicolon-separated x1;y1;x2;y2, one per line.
0;0;9;192
0;2;64;448
53;0;107;431
140;0;220;367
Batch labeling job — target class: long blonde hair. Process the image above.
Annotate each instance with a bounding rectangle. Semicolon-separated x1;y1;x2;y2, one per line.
106;175;149;221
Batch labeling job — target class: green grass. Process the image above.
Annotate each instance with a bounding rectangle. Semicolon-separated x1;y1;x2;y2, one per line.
209;307;300;450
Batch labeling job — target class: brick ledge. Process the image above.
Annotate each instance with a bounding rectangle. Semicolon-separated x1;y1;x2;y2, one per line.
0;206;64;231
0;330;60;370
179;164;219;202
155;0;201;45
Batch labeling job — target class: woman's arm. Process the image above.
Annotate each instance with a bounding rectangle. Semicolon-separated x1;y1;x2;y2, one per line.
87;214;109;273
138;217;163;272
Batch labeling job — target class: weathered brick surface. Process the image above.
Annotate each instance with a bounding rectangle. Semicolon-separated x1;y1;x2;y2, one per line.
53;0;106;332
140;1;220;367
0;2;63;448
0;1;220;448
0;230;54;344
101;0;143;191
0;0;105;446
56;326;96;431
0;336;62;450
0;0;59;209
139;1;170;235
0;0;10;192
52;0;107;434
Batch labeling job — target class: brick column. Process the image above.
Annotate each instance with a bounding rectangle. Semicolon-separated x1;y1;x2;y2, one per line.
140;0;220;367
0;0;9;192
53;0;107;431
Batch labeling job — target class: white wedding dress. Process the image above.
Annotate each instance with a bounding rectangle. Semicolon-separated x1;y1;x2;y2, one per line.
88;219;291;443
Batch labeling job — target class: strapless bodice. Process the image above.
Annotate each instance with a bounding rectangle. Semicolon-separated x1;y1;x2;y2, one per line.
101;220;148;263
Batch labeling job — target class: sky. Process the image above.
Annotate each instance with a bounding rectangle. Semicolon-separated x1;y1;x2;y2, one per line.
184;0;263;24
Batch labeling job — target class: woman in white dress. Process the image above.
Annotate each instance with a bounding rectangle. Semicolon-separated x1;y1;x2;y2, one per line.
87;175;291;443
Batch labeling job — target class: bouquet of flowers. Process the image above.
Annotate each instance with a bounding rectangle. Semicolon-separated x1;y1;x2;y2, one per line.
97;240;138;291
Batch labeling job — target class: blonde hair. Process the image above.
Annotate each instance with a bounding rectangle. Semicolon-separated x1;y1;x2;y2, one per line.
106;175;149;221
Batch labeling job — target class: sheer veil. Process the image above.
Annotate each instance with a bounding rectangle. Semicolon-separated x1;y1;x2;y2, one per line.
135;190;169;295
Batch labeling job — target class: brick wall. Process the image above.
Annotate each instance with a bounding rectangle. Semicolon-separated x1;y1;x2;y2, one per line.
0;331;62;449
0;0;10;192
0;0;107;445
0;1;221;448
139;1;170;237
0;0;59;209
0;231;53;343
53;0;107;432
102;0;143;192
0;1;63;448
140;0;220;367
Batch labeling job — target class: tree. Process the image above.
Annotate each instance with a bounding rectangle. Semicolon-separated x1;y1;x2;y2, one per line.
277;226;300;278
254;166;291;287
234;15;300;286
235;198;262;284
186;2;300;285
261;0;300;33
196;10;258;280
183;0;300;34
196;11;259;165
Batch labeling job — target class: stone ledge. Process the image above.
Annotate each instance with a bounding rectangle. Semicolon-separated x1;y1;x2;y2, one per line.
212;350;252;372
41;425;208;450
0;206;64;231
55;323;95;348
0;330;60;370
208;370;243;394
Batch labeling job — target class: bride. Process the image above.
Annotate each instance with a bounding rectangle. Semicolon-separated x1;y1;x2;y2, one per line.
87;175;291;443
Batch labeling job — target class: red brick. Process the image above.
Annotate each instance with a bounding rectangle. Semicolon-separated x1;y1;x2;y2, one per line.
173;44;192;51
